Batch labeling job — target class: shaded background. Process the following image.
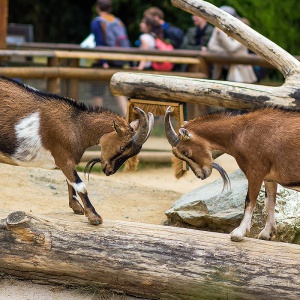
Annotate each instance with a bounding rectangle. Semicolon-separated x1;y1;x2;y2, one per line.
8;0;300;55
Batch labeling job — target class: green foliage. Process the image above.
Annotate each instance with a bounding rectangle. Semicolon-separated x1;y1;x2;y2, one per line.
221;0;300;54
8;0;300;55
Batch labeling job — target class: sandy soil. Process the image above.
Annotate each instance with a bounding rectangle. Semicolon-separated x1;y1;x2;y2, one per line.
0;154;239;299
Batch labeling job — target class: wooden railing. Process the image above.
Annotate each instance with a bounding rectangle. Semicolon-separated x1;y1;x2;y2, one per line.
1;41;296;100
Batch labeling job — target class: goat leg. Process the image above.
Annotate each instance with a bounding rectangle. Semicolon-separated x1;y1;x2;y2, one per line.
67;181;84;215
62;161;102;225
258;180;277;240
71;171;103;225
231;180;262;242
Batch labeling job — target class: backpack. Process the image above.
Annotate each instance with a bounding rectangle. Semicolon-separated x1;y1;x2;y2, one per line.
97;15;130;48
152;38;174;71
163;24;185;49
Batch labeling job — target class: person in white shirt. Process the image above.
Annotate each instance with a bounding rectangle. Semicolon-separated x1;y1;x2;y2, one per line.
136;16;161;70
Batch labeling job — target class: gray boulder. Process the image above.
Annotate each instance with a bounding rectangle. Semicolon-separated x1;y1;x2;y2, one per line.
165;169;300;243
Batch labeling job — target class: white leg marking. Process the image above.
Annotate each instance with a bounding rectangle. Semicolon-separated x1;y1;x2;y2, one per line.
13;112;56;168
231;208;254;241
68;180;87;194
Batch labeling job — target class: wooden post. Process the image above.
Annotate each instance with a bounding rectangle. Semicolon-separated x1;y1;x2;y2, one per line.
0;0;8;65
66;58;79;99
47;57;59;93
0;211;299;300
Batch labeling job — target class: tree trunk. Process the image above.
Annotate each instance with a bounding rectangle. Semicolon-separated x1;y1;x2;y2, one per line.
0;211;299;300
110;0;300;110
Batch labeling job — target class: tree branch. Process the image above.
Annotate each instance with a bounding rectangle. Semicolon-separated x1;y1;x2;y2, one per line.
171;0;300;77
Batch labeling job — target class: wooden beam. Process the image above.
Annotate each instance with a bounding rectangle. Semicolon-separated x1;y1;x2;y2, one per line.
0;211;299;300
110;72;300;110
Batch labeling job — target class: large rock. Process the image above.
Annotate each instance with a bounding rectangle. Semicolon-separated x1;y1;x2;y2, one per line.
166;169;300;243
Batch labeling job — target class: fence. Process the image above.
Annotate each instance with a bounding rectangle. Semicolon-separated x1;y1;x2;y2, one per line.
1;42;289;117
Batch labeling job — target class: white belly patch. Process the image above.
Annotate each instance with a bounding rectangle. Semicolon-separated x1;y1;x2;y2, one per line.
12;112;56;169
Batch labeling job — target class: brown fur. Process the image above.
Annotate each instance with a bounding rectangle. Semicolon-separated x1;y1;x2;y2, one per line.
167;106;300;241
0;76;148;225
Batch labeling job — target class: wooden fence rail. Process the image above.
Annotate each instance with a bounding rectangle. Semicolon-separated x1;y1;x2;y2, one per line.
0;44;290;100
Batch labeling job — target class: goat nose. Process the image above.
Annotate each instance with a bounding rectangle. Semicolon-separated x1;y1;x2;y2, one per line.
202;167;212;179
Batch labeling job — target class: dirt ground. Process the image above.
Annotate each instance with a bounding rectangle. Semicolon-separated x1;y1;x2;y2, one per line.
0;154;239;300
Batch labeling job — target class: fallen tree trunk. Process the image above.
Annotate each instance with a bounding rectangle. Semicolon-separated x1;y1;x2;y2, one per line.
0;211;299;300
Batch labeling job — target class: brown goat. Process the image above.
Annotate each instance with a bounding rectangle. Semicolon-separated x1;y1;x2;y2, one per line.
165;105;300;242
0;76;154;225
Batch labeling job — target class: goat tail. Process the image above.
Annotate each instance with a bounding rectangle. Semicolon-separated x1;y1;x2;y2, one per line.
211;162;231;192
84;158;101;181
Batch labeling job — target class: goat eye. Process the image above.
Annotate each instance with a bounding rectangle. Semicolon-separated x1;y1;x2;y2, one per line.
182;150;189;157
120;146;125;152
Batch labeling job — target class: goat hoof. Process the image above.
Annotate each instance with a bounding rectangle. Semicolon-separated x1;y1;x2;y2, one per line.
230;228;245;242
258;230;273;241
73;209;84;215
70;199;84;215
88;215;103;225
230;235;244;242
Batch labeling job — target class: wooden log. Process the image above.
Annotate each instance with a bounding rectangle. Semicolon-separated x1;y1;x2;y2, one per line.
110;72;300;110
0;211;299;300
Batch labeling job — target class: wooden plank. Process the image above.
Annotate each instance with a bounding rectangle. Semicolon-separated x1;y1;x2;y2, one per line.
53;50;200;64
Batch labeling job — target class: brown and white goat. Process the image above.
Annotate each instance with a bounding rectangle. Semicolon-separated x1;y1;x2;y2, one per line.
165;105;300;242
0;76;154;225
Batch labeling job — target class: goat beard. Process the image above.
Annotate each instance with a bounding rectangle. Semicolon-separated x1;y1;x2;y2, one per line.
211;162;231;192
173;157;187;179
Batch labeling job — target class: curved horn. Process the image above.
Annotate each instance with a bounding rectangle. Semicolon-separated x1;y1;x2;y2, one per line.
132;107;152;146
164;106;179;147
144;112;154;143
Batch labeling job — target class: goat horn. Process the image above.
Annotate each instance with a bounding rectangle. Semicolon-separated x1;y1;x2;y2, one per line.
132;107;153;146
144;112;154;142
164;106;179;147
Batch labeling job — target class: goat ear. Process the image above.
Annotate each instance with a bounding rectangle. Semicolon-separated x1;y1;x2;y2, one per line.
181;121;188;127
179;128;191;141
129;119;140;131
113;121;125;137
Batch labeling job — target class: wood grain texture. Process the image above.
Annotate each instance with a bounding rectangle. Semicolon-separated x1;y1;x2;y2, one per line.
0;211;299;300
